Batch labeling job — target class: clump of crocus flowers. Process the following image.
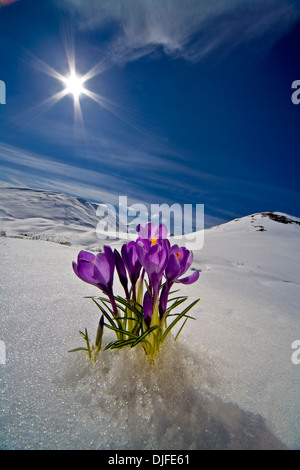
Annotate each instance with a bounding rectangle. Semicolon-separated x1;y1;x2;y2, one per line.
69;223;200;361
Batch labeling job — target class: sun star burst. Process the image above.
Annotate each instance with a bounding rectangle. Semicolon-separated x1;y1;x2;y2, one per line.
63;71;85;98
25;47;138;137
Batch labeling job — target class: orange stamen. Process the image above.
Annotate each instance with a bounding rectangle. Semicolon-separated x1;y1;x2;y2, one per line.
176;252;181;259
151;238;157;245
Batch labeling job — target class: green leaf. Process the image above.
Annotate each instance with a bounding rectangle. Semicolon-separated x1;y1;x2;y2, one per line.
108;315;139;323
103;322;139;339
161;298;200;343
174;318;188;342
99;298;117;317
84;328;92;359
93;342;102;362
68;347;89;353
92;298;116;328
168;289;181;294
114;296;144;319
131;325;160;347
165;297;187;315
167;295;188;303
83;296;102;299
161;297;188;323
167;313;196;320
104;338;136;350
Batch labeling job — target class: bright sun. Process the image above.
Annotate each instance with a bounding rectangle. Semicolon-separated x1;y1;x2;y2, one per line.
63;72;85;98
31;51;113;127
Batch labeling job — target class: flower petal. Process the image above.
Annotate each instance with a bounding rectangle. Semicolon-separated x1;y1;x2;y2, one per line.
103;245;115;277
165;252;181;282
93;257;112;286
77;250;95;263
114;249;129;297
143;290;153;328
176;270;200;284
158;224;168;239
137;222;168;240
122;241;142;285
73;260;98;285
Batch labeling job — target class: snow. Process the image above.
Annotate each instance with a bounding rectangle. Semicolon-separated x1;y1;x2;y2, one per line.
0;189;300;450
0;187;123;249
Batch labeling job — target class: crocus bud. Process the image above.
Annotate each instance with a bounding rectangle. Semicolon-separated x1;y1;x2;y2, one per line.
95;314;104;348
159;282;170;319
114;249;130;299
143;290;153;328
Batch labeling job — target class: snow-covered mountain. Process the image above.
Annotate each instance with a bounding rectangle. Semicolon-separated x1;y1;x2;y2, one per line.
0;187;124;249
1;187;299;249
196;210;300;282
207;210;300;234
1;187;300;450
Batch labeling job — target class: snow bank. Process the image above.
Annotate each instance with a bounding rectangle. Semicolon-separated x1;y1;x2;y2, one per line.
1;207;299;449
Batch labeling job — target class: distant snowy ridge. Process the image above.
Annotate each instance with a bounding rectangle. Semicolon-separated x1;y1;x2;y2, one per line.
1;187;300;249
209;211;300;233
0;187;125;249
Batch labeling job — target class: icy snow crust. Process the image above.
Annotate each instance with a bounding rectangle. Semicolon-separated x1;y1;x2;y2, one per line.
1;208;300;449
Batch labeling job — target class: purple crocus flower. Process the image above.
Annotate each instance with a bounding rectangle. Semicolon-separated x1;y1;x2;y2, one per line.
137;222;168;243
165;245;199;285
72;250;97;285
136;237;170;303
72;246;119;317
159;245;199;317
121;241;142;300
121;241;142;285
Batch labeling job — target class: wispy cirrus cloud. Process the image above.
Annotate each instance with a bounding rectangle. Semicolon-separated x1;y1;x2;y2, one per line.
0;142;141;205
1;141;299;228
58;0;300;63
0;142;227;227
0;140;218;205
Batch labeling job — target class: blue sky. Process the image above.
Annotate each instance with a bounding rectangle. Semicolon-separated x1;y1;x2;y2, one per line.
0;0;300;227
